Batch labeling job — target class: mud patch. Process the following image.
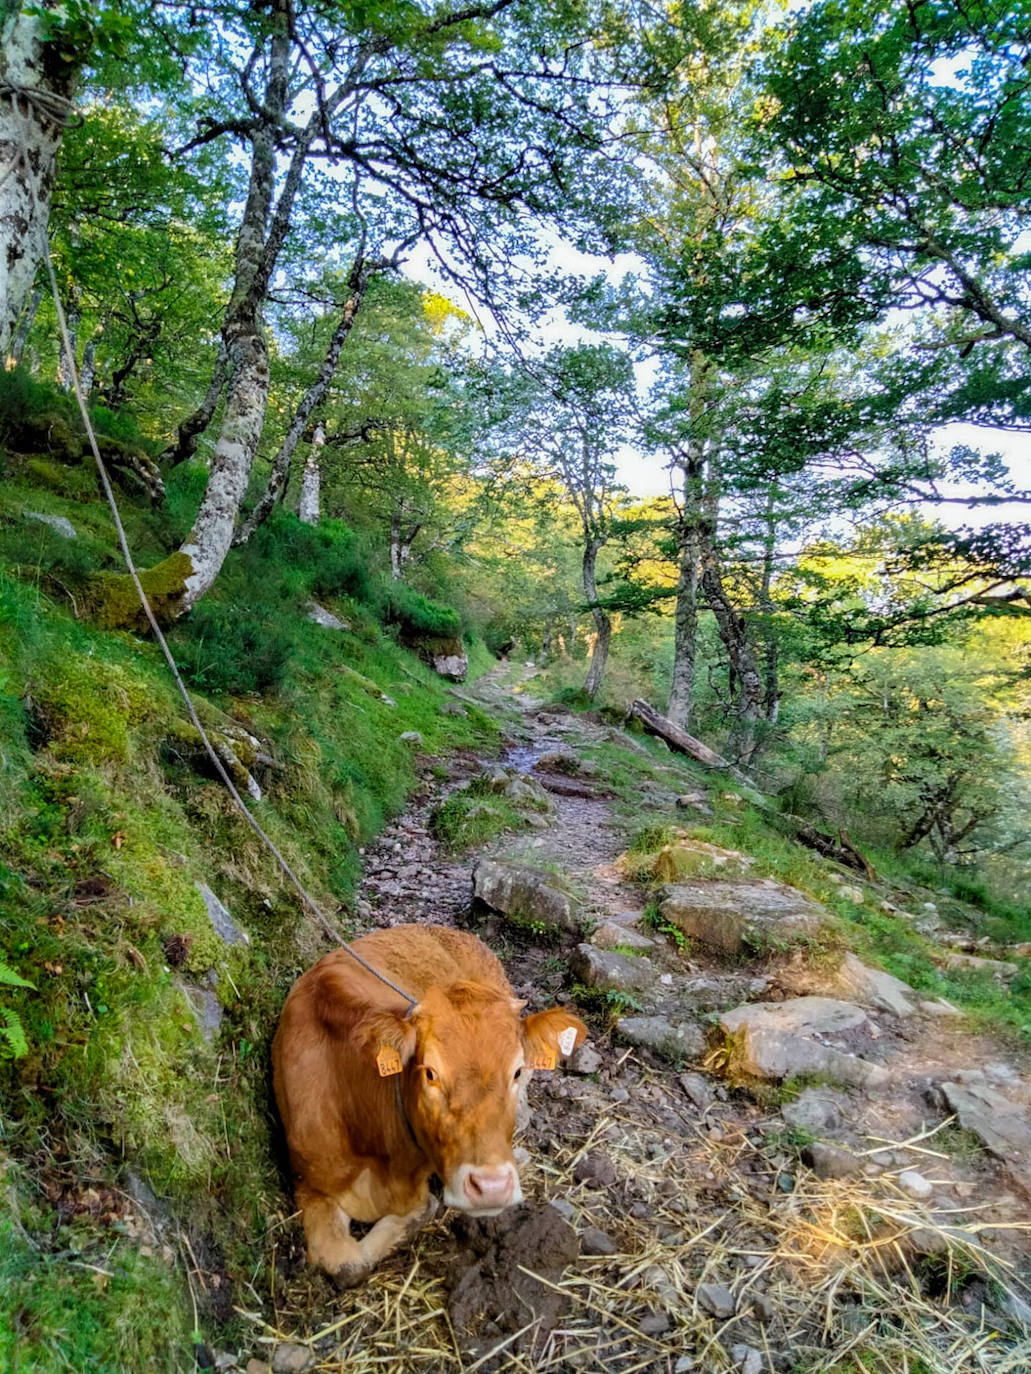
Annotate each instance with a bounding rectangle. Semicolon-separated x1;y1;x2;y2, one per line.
448;1203;579;1367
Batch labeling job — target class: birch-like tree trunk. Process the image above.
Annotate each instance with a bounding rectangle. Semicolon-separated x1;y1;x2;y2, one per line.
298;424;324;524
8;282;42;364
0;3;84;357
234;251;374;544
79;332;97;399
582;536;612;700
174;0;294;611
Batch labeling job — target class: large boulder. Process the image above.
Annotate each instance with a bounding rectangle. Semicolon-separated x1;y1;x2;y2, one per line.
660;880;827;956
473;859;577;933
571;944;658;996
615;1015;705;1061
719;997;890;1089
433;648;469;682
832;952;917;1016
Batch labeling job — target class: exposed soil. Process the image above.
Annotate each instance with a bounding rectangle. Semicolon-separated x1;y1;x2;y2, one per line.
256;665;1031;1374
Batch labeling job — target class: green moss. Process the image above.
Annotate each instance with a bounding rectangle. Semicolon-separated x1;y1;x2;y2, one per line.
0;1178;194;1374
31;656;153;764
86;551;193;631
430;791;527;852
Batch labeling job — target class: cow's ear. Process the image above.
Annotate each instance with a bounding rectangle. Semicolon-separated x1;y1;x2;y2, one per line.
364;1011;418;1078
522;1007;588;1070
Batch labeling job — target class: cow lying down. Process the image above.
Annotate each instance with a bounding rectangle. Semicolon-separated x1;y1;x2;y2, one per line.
273;923;587;1286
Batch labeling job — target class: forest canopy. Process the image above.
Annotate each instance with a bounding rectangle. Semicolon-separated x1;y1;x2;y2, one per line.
1;0;1028;877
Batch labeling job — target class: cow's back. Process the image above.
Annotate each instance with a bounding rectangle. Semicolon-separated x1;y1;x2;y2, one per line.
341;924;514;1002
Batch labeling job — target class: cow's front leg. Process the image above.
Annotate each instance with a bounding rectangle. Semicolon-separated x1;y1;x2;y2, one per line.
297;1187;365;1278
332;1194;439;1289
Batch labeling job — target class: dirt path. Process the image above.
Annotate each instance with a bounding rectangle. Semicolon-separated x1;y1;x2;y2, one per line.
267;666;1031;1374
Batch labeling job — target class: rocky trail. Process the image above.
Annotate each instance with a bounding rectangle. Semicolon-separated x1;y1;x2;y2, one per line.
260;666;1031;1374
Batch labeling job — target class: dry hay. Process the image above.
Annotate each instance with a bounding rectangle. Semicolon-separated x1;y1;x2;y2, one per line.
246;1075;1031;1374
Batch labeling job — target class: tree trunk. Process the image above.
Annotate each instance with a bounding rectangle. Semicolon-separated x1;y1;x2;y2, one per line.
162;340;228;466
390;511;403;579
698;535;763;764
79;331;97;398
668;355;714;727
758;487;781;725
297;423;324;524
582;536;611;699
628;698;754;788
667;515;699;729
234;251;374;544
172;1;295;613
0;4;85;356
55;287;79;391
8;282;42;364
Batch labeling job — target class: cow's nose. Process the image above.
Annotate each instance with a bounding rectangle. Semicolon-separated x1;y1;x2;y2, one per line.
463;1165;515;1210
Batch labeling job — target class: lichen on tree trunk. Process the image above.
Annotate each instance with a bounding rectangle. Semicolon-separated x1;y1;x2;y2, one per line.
0;3;86;357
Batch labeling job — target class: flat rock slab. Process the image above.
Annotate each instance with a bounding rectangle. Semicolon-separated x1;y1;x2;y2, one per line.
590;921;656;952
572;944;658;996
196;882;249;946
661;880;826;956
941;1081;1031;1165
722;997;870;1037
719;998;889;1089
832;953;917;1017
616;1015;706;1061
942;952;1018;980
473;859;576;933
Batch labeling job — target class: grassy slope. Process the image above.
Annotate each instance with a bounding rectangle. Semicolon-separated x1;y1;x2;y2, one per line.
564;724;1031;1044
0;413;499;1371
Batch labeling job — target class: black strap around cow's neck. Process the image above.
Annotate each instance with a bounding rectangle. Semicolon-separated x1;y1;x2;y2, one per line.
394;1075;420;1150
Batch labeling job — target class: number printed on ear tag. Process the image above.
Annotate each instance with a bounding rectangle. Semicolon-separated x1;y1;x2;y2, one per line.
529;1049;556;1071
376;1046;403;1076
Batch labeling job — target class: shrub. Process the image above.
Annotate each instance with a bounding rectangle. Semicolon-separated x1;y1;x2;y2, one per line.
383;582;462;639
245;512;376;605
169;600;297;696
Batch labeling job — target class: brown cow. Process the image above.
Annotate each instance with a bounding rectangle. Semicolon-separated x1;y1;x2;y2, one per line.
272;923;587;1285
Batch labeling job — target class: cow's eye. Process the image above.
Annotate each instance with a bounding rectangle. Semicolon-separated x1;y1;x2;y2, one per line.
423;1066;438;1084
513;1067;522;1082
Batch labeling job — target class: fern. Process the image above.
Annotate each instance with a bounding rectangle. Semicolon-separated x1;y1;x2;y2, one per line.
0;960;35;1059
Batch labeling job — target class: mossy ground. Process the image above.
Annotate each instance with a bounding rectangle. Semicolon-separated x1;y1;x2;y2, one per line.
0;416;501;1370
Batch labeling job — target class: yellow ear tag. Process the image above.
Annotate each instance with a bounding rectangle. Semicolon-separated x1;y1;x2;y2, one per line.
376;1046;403;1077
529;1049;556;1071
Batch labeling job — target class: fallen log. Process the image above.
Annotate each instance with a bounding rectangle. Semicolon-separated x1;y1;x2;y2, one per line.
627;699;754;790
627;699;878;880
786;819;877;881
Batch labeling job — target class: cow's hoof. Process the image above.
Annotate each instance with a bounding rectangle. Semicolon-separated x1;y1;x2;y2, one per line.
331;1260;372;1290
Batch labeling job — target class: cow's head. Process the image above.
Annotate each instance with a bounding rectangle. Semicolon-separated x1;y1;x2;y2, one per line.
369;982;587;1214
